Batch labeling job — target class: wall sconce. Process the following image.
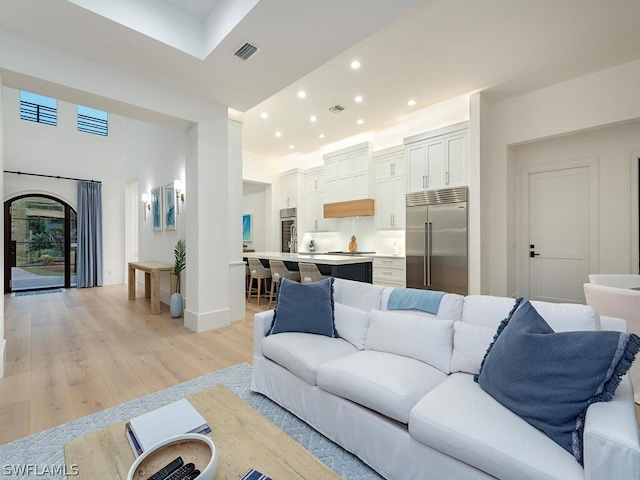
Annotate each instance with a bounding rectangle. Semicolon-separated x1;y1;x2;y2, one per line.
141;193;150;220
174;179;185;214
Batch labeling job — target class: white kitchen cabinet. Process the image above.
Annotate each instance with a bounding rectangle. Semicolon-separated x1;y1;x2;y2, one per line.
404;122;468;194
304;167;336;232
324;143;373;202
373;256;406;287
280;169;304;209
374;146;406;230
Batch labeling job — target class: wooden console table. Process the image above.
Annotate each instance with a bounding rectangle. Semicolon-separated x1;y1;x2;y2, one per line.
128;261;173;314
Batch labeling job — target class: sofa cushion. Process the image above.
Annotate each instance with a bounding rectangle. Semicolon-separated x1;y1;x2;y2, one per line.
476;297;640;464
410;373;585;480
461;295;600;331
334;303;369;350
269;277;337;337
317;350;447;423
381;290;464;321
365;309;454;373
333;277;384;311
262;332;357;385
450;321;496;375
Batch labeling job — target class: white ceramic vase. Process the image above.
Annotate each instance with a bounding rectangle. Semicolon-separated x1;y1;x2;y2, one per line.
170;292;183;318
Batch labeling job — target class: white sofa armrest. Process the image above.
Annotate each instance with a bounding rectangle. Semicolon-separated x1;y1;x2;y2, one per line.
253;310;274;360
583;375;640;480
599;315;628;333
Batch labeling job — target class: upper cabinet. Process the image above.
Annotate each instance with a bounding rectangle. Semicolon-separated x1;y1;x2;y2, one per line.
280;169;304;209
304;167;336;232
404;122;468;194
374;145;405;230
324;143;374;203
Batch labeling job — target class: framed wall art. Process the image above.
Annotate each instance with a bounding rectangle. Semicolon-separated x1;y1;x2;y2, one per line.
164;183;177;231
242;213;253;243
151;186;163;231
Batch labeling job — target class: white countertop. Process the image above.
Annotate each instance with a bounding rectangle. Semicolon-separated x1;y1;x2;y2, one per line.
243;251;374;265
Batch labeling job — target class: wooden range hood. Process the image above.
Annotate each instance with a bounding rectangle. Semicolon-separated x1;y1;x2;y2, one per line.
323;199;375;218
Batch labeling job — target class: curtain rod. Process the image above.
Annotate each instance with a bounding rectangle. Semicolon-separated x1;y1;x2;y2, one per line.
3;170;102;184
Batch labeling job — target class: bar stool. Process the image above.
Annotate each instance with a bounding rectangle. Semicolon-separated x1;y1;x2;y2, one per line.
247;258;271;306
298;262;329;284
268;260;301;306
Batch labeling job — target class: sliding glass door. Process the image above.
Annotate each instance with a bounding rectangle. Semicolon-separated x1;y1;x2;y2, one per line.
4;195;77;293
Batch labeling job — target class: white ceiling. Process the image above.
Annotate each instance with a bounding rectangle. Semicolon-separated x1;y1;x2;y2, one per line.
1;0;640;160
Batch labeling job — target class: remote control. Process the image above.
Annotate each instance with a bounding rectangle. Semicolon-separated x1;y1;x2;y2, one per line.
183;470;200;480
164;462;195;480
147;457;183;480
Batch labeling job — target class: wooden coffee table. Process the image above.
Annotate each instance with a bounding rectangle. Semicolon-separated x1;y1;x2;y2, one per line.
64;385;340;479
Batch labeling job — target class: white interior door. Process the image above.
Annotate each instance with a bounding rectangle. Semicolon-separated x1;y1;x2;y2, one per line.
523;160;598;303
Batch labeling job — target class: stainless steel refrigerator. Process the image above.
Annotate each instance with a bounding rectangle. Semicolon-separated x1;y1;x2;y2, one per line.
405;186;468;295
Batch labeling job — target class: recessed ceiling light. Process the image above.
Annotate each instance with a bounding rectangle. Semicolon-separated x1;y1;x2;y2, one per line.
354;95;363;103
407;99;417;106
275;131;282;137
319;134;325;139
289;144;295;150
297;90;306;99
350;60;361;69
357;119;364;125
260;112;268;119
310;115;317;122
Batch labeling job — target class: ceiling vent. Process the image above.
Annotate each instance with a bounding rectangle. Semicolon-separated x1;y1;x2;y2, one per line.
328;104;346;113
233;41;259;61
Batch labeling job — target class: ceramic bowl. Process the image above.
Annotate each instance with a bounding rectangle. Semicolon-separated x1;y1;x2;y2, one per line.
127;433;218;480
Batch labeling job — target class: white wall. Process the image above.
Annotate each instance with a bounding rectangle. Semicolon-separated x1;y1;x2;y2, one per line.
482;58;640;296
3;88;134;285
242;182;269;252
510;119;640;295
2;86;192;300
132;119;187;299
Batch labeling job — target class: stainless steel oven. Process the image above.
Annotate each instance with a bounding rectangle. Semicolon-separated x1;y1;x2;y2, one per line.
280;208;297;253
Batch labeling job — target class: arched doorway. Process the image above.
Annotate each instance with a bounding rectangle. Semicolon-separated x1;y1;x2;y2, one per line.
4;194;77;293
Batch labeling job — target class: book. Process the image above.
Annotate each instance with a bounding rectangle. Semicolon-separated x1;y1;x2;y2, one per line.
239;468;273;480
125;398;211;456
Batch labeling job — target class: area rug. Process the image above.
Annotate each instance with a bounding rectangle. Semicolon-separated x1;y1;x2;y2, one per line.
0;363;383;480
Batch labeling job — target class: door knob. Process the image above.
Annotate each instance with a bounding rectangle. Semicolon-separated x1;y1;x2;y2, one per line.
530;251;540;258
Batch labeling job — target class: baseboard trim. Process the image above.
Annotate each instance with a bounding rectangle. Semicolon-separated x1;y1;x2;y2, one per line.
184;308;231;333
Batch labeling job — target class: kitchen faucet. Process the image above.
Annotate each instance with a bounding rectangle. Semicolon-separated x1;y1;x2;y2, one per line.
289;224;297;253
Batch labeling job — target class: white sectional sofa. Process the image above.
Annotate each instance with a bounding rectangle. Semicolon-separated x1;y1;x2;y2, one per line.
250;278;640;480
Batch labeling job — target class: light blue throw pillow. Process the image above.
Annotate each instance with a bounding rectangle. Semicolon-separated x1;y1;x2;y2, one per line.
475;297;639;465
268;277;337;337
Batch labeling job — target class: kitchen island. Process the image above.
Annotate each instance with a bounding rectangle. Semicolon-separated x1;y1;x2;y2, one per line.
244;252;373;283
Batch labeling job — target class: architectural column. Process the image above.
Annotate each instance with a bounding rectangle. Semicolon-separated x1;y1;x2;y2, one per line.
0;73;5;377
228;116;246;322
468;92;489;295
184;110;232;332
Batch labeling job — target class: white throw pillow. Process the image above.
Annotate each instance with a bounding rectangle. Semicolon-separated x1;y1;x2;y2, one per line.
462;295;600;331
334;303;370;350
450;321;496;374
365;309;454;374
333;278;384;311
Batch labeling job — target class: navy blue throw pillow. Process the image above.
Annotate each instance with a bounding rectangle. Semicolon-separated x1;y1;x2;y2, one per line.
268;277;337;337
475;297;639;465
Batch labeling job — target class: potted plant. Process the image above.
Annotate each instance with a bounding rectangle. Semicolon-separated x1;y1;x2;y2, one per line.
170;239;186;318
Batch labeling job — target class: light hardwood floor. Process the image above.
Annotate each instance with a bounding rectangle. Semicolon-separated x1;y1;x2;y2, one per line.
0;285;271;446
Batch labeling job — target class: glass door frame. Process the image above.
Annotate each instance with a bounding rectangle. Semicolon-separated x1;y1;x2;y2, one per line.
4;194;75;293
